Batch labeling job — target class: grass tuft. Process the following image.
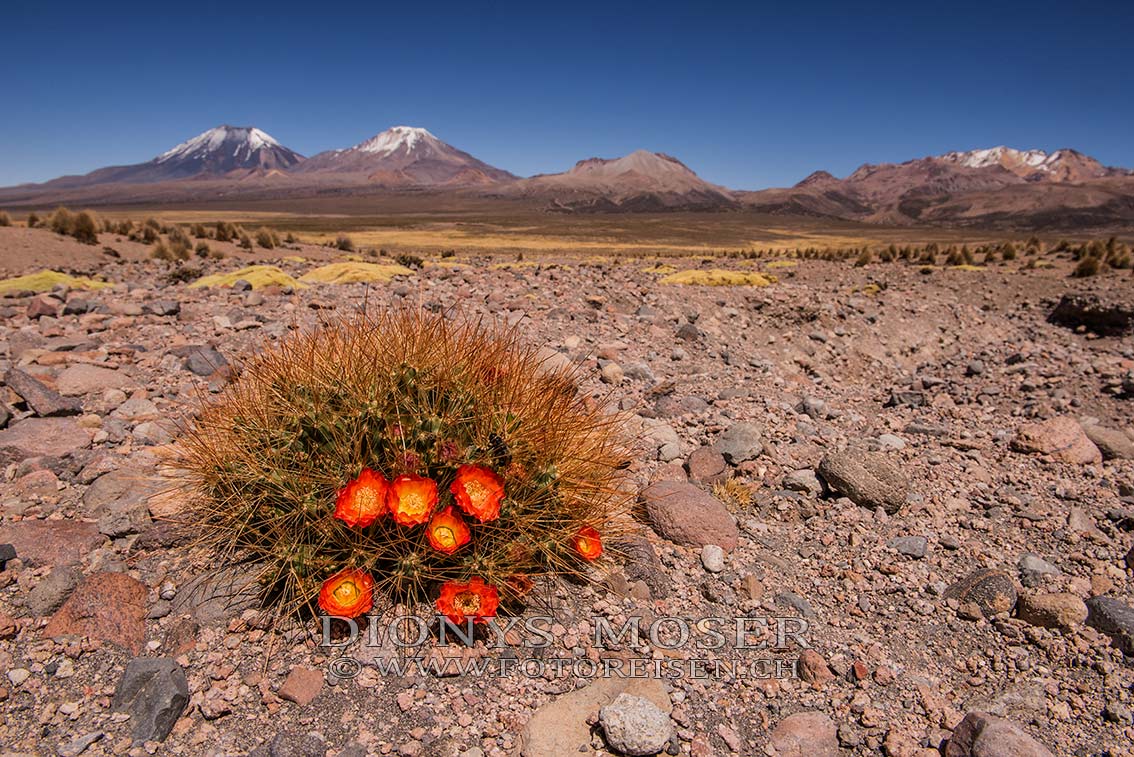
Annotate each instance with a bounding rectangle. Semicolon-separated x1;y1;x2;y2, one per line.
190;265;304;290
299;262;415;285
0;269;112;295
660;269;776;286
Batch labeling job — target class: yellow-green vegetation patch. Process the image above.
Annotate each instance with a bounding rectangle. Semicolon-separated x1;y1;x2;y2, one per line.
299;262;414;285
949;264;986;272
859;283;882;296
279;255;306;263
190;265;304;290
0;270;112;295
660;269;776;286
642;264;678;275
765;260;798;269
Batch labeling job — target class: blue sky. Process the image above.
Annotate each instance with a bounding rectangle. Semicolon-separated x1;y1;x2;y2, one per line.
2;1;1131;189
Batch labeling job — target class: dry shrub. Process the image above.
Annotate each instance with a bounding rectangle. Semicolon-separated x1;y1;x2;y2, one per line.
72;210;99;245
175;310;633;617
0;211;10;227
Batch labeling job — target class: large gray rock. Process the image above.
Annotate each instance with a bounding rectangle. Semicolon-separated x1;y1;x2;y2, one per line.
1085;596;1134;656
945;712;1054;757
817;448;909;513
27;566;80;616
599;693;673;756
171;345;229;377
640;480;738;551
713;422;763;464
112;657;189;743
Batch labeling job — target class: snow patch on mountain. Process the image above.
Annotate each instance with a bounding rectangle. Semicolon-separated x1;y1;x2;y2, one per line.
157;126;283;164
355;126;436;155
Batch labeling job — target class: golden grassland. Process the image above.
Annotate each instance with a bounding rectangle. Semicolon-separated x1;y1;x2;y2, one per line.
71;203;1064;259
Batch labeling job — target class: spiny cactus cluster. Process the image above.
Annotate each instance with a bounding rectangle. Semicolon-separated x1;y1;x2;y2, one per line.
177;309;631;622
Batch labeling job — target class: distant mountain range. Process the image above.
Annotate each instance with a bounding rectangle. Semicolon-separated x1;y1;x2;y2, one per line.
2;125;1133;229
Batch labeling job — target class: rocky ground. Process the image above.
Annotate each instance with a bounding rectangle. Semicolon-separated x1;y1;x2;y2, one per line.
1;227;1133;757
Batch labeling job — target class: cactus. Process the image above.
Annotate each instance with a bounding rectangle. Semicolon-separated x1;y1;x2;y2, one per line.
176;309;631;621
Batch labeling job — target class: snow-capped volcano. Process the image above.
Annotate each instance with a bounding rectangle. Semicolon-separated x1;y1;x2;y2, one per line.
354;126;435;156
297;126;515;186
939;146;1110;182
39;125;304;187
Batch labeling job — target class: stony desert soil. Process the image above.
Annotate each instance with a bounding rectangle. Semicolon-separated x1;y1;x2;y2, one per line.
0;226;1132;757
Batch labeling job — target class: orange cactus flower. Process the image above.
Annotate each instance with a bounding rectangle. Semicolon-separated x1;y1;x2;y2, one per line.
426;507;472;555
450;464;505;522
387;474;438;526
333;469;389;528
436;576;499;625
573;526;603;560
318;568;375;618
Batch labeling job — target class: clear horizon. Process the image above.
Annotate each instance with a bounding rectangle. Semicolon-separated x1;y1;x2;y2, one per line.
3;0;1132;189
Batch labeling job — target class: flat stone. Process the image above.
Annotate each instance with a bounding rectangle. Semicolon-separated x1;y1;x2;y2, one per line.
0;417;91;462
278;666;323;706
1082;424;1134;460
640;480;738;552
0;519;104;568
889;535;929;559
520;677;670;757
713;422;763;464
1017;553;1060;587
944;569;1018;618
56;364;133;397
3;368;81;417
598;693;673;756
769;711;839;757
1085;596;1134;656
172;566;262;625
818;448;909;514
945;711;1054;757
782;469;823;496
1015;592;1087;631
1010;416;1101;465
112;657;189;743
57;731;105;757
43;572;147;653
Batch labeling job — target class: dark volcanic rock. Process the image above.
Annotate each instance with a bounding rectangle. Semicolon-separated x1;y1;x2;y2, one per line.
112;658;189;743
1085;596;1134;656
1048;293;1134;336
